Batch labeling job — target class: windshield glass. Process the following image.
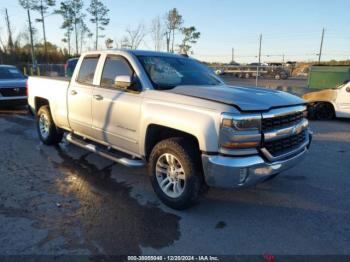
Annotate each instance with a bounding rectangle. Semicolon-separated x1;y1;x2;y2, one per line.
335;79;350;89
137;55;222;90
0;67;25;80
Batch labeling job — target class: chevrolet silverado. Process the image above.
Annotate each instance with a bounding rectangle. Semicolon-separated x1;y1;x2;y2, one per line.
28;50;312;209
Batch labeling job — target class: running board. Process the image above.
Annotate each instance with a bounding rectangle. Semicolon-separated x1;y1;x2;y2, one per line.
66;133;145;167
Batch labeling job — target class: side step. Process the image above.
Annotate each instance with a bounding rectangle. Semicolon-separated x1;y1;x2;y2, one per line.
66;133;145;167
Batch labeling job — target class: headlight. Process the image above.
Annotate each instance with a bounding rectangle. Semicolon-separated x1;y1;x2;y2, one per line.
219;113;262;152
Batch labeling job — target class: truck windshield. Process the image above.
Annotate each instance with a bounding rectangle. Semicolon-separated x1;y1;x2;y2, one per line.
0;67;25;80
137;55;222;90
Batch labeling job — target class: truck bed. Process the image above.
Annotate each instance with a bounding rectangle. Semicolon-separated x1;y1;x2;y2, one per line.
27;76;71;130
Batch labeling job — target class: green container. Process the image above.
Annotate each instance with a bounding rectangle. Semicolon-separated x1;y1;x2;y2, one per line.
308;66;350;89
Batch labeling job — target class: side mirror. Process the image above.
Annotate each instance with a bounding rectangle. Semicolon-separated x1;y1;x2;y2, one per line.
114;75;133;89
346;86;350;93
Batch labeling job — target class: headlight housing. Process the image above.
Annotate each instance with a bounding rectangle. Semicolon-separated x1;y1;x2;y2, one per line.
219;113;262;154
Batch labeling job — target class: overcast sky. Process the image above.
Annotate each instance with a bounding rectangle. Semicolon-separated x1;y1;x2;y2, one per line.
1;0;350;63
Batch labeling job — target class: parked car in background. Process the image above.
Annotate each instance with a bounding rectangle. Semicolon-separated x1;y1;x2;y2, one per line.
303;80;350;120
0;65;27;106
248;62;268;67
216;64;289;79
64;58;79;77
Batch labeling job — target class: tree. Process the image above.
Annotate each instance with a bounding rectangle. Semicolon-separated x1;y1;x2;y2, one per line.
78;15;91;53
55;0;74;55
124;24;146;49
105;38;113;49
178;26;200;55
4;9;14;53
18;0;36;65
150;16;164;51
87;0;110;50
165;8;183;53
32;0;56;63
70;0;84;55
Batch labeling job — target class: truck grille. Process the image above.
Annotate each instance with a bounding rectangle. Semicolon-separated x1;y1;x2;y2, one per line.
0;88;26;97
264;130;306;157
262;111;304;131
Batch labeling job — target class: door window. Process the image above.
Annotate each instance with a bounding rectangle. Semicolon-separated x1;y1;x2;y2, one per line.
100;56;134;88
76;57;99;85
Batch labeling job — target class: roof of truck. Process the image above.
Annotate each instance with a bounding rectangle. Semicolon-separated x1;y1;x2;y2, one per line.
82;49;186;58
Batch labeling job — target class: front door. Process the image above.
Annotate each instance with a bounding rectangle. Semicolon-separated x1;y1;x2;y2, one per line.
68;55;99;137
336;83;350;117
91;55;143;155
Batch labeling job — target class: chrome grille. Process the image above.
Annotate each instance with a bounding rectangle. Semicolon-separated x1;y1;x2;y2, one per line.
262;111;304;132
0;87;26;97
264;130;306;157
261;106;309;161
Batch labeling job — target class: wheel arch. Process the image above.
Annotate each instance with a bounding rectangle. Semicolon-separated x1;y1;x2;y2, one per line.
144;124;201;161
34;97;50;113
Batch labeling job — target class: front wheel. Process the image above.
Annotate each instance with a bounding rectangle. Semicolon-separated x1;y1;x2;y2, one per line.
314;102;335;120
37;105;63;145
148;138;202;210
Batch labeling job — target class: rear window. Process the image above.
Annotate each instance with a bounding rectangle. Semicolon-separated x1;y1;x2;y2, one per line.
76;57;99;85
0;67;25;80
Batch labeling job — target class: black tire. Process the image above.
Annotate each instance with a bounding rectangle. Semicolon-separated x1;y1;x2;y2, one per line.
314;102;335;120
148;137;202;210
37;105;63;145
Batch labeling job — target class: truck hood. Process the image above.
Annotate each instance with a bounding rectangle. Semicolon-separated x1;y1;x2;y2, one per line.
167;84;305;111
0;79;27;88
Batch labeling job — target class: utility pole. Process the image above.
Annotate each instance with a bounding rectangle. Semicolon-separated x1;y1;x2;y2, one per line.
256;34;262;87
39;0;49;64
4;9;14;52
318;28;325;64
27;8;36;67
231;47;234;63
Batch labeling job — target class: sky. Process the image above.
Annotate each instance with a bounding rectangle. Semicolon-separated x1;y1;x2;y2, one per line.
1;0;350;63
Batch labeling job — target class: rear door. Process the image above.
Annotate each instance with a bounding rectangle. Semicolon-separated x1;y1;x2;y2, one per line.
91;54;143;155
336;83;350;117
68;55;99;136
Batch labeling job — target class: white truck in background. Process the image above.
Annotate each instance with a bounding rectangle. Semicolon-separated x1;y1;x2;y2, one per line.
303;80;350;120
28;49;312;209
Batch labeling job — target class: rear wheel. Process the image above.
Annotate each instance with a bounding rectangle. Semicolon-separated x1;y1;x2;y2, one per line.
314;102;335;120
148;138;202;210
37;106;63;145
245;73;250;79
274;74;281;80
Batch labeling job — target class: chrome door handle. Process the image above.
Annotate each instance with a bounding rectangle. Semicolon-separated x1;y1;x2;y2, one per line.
93;95;103;101
70;90;77;95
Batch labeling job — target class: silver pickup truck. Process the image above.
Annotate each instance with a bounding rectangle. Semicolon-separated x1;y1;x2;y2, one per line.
28;50;312;209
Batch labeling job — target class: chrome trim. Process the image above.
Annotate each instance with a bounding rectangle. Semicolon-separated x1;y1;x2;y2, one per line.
66;133;145;167
260;131;311;162
201;145;309;188
0;96;27;101
219;147;259;156
264;118;308;142
262;105;306;119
